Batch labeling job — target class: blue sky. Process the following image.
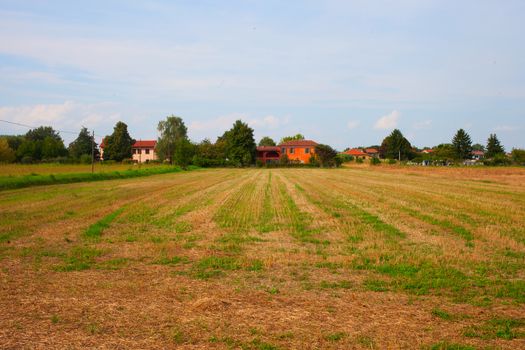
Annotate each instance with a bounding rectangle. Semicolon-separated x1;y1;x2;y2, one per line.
0;0;524;150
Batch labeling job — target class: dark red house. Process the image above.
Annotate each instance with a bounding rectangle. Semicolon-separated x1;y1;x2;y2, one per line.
256;146;281;164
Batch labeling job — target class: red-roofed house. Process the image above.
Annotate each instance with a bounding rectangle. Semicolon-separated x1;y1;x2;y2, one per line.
344;148;371;160
100;139;158;163
279;140;318;164
365;148;379;157
256;146;281;165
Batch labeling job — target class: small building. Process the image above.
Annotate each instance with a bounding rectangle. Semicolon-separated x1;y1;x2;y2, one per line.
344;148;370;160
471;150;484;161
256;146;281;165
100;139;158;163
279;140;318;164
421;149;434;154
365;148;379;157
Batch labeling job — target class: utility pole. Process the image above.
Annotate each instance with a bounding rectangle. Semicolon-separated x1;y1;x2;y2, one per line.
398;150;401;162
91;130;95;174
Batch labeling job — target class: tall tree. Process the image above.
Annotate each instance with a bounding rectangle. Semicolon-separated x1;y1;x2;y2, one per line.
315;144;339;167
279;134;304;145
103;121;134;162
485;133;505;158
68;127;99;160
0;138;16;163
258;136;276;147
452;129;473;160
379;129;413;160
472;143;485;152
173;138;195;168
16;126;66;161
221;120;256;166
156;115;188;164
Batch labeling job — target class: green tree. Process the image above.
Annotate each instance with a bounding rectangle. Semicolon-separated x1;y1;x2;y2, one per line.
103;121;134;162
0;138;16;163
485;133;505;158
173;138;195;168
25;126;62;143
42;136;67;159
258;136;276;147
315;144;339;167
156;115;188;164
452;129;472;160
433;143;456;163
279;134;304;145
379;129;413;160
68;127;99;160
472;143;485;152
221;120;256;167
511;148;525;165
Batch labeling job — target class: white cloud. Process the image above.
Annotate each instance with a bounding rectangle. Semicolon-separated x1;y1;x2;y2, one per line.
0;101;122;143
374;110;400;130
494;125;519;132
347;120;360;130
413;119;432;130
190;114;290;133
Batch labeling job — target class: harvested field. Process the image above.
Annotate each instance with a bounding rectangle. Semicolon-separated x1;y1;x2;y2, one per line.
0;167;524;349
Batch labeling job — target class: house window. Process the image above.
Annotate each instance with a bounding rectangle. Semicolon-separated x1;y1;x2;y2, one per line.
145;148;150;155
290;148;295;154
305;148;310;154
136;149;141;154
281;147;286;154
132;149;136;154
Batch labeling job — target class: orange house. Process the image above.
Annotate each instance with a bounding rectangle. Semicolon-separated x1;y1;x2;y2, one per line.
279;140;318;164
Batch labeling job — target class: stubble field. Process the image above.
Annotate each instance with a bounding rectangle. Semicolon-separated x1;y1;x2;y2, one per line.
0;167;524;349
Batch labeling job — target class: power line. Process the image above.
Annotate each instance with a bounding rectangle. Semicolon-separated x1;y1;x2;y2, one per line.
0;119;105;138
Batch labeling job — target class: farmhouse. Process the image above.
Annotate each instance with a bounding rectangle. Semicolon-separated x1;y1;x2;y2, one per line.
100;140;158;163
256;140;318;164
365;148;379;157
344;148;371;160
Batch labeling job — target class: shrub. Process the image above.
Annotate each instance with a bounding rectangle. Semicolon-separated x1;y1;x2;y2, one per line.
21;156;33;164
256;159;264;168
122;158;135;164
370;157;381;165
484;154;511;166
388;159;397;164
79;154;92;164
511;149;525;165
356;157;364;164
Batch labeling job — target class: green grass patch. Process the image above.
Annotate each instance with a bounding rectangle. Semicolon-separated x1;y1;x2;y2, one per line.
54;246;103;271
324;332;346;342
364;278;389;292
153;255;189;265
0;165;200;191
83;207;124;240
464;317;525;340
431;308;453;320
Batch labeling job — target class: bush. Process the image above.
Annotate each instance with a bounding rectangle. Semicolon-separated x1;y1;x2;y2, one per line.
80;154;92;164
388;159;397;165
356;157;364;164
21;156;33;164
511;149;525;166
337;153;354;163
256;159;264;168
122;158;135;164
484;154;511;166
370;157;381;165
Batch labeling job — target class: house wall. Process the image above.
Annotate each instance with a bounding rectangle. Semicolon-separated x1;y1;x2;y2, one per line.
132;148;157;163
281;146;315;163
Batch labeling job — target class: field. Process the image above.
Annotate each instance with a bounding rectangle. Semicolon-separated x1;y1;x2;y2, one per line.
0;166;524;349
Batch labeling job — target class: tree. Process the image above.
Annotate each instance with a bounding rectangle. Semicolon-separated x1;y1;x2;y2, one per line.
279;134;304;145
156;115;188;164
68;127;99;160
103;121;134;162
258;136;276;147
379;129;413;160
0;138;15;163
433;143;456;163
472;143;485;152
452;129;472;160
173;138;195;168
221;120;256;167
485;134;505;158
14;126;66;161
511;148;525;165
315;144;339;167
193;138;227;167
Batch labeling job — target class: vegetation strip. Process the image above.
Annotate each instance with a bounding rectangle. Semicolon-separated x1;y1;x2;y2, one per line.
0;165;200;191
83;207;125;239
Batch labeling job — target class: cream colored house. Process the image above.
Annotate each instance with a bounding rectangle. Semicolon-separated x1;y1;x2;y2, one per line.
100;140;158;163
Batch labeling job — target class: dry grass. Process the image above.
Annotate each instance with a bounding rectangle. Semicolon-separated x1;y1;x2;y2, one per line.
0;166;524;349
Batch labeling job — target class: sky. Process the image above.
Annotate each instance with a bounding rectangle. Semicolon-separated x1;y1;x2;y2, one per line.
0;0;524;150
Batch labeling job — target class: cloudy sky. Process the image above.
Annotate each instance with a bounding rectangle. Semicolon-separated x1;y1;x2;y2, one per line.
0;0;524;150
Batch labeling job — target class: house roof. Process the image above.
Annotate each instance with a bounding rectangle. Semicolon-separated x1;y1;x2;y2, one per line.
345;148;367;156
365;148;378;154
422;149;434;153
472;150;485;156
257;146;280;152
100;139;156;148
278;140;318;147
133;140;157;148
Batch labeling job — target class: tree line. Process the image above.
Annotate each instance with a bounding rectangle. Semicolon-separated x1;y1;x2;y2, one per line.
1;116;524;166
